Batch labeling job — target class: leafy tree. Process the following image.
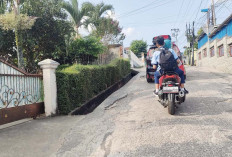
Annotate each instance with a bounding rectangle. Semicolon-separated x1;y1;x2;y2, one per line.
61;0;92;36
0;0;37;69
19;0;74;72
69;35;106;64
0;0;5;14
0;0;74;72
0;0;11;7
85;2;113;29
0;1;15;59
197;27;204;37
84;3;124;45
91;18;125;45
130;40;147;57
0;29;15;57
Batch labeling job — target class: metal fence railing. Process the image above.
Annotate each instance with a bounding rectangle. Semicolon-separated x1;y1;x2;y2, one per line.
0;59;43;109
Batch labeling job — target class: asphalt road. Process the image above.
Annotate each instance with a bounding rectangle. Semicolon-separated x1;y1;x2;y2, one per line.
1;66;232;157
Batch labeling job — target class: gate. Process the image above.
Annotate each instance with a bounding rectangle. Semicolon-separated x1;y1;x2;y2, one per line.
0;58;44;125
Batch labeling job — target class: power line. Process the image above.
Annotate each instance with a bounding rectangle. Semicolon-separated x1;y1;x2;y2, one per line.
179;0;231;52
177;0;229;50
176;0;205;41
124;21;179;27
117;0;163;18
124;14;189;26
223;2;232;12
194;0;203;21
192;0;230;36
120;0;173;19
176;0;194;28
118;0;174;19
176;0;203;46
173;0;185;28
215;0;231;18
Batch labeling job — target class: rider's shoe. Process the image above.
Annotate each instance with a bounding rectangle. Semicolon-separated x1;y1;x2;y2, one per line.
153;90;158;96
184;88;189;94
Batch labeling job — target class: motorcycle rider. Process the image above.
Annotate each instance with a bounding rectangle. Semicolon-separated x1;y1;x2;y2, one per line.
151;36;188;96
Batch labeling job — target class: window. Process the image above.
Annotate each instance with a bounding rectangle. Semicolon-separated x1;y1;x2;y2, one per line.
219;45;224;57
199;52;201;60
210;47;215;57
203;48;207;57
230;45;232;57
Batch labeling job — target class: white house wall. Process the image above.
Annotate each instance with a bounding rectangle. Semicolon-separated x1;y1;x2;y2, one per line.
197;36;232;74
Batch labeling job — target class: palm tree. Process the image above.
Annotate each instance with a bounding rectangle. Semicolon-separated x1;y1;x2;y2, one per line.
85;2;113;31
61;0;93;36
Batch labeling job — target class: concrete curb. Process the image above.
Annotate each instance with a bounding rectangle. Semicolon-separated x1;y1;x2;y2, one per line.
0;118;32;130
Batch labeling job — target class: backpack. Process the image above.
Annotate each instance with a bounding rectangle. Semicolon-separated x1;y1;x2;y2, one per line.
159;48;177;72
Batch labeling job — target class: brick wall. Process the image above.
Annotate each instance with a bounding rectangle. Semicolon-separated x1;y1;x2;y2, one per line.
197;36;232;74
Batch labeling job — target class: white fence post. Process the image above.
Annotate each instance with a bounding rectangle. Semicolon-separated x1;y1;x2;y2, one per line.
38;59;60;116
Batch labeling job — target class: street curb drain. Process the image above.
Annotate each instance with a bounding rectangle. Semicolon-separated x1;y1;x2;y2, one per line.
69;70;139;115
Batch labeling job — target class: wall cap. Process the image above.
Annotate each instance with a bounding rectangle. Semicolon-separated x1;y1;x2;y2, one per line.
38;59;60;69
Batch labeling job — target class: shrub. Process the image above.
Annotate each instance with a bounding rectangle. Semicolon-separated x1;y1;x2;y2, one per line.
56;59;131;114
130;40;147;57
69;36;106;65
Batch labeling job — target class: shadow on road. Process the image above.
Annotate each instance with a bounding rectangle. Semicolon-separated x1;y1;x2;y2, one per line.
174;96;232;117
120;141;232;157
186;69;231;82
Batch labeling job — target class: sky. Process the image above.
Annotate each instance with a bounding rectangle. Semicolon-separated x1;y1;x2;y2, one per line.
78;0;232;52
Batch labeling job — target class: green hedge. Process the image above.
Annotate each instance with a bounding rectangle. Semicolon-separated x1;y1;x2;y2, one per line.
56;59;131;114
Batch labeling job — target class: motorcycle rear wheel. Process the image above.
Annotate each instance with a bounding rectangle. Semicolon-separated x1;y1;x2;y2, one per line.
168;94;175;115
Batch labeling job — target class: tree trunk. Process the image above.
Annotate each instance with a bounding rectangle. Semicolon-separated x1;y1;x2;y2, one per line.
75;25;80;39
14;1;25;70
15;29;25;70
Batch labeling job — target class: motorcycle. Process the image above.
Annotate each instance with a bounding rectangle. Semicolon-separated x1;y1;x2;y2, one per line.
157;71;186;115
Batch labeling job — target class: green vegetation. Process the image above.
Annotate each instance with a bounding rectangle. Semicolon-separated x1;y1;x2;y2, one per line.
84;3;125;45
130;40;147;57
0;0;37;69
0;0;125;72
61;0;93;36
56;59;131;114
69;36;106;65
197;27;204;37
91;18;125;45
184;27;204;57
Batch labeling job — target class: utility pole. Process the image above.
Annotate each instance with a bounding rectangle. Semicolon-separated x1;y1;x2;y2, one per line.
201;8;211;59
211;0;216;26
185;23;190;65
171;28;180;45
191;21;195;66
188;23;191;65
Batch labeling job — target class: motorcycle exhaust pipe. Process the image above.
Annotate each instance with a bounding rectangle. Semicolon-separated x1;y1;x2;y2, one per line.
158;90;163;96
179;90;185;97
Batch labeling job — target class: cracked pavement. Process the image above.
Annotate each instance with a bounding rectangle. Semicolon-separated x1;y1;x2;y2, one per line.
1;66;232;157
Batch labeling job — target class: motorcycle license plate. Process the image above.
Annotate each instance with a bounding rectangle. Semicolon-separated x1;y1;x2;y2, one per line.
163;87;179;93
